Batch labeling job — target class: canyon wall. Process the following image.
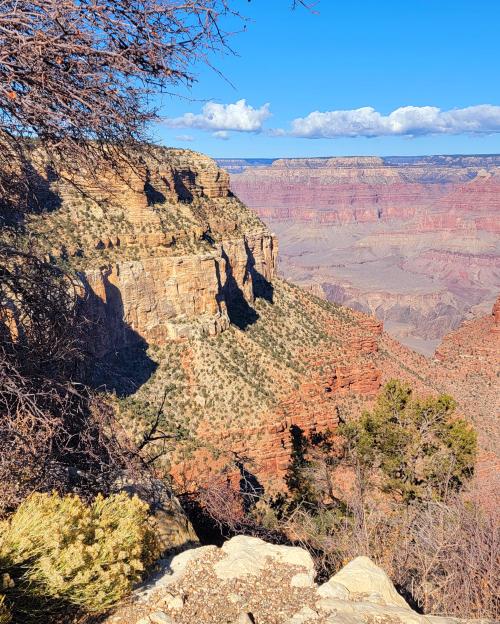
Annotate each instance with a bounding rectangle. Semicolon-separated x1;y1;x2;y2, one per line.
219;155;500;355
21;148;496;494
83;231;277;357
28;149;277;357
433;295;500;508
24;148;395;489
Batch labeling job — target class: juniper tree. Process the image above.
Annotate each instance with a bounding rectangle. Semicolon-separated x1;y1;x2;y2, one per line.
341;380;477;503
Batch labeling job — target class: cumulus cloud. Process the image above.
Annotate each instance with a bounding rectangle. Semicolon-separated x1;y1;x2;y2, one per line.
164;99;271;133
175;134;194;142
286;105;500;138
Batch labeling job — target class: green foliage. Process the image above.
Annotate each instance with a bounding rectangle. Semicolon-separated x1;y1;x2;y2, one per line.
341;380;477;502
0;492;159;621
285;425;317;505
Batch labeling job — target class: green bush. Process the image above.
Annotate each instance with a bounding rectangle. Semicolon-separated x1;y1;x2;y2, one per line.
341;380;477;502
0;492;159;620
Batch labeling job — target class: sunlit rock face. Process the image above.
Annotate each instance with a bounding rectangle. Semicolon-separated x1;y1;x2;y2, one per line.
220;155;500;356
26;148;277;356
106;535;486;624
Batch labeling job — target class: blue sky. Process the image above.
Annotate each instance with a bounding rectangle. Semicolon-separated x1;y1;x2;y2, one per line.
153;1;500;158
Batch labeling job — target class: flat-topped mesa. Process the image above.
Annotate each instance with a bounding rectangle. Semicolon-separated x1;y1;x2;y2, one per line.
270;156;385;169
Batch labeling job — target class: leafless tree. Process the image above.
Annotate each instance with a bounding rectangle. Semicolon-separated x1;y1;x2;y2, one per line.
0;0;317;516
0;0;317;215
0;244;145;515
0;0;249;215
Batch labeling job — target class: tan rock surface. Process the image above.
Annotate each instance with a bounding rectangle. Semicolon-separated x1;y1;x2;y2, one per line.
106;536;491;624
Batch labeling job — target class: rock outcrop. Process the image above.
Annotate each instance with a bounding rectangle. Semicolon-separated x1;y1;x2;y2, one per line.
106;535;489;624
26;148;277;357
84;231;276;356
21;147;406;491
492;295;500;332
435;294;500;365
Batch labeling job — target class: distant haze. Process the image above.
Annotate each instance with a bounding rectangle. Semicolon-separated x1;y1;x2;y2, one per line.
219;155;500;356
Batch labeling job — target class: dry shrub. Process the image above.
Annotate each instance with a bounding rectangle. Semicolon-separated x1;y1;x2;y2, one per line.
192;428;497;620
392;496;499;619
197;473;499;619
0;596;10;624
0;491;159;621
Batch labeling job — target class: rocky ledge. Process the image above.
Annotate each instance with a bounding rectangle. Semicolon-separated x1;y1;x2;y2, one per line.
106;536;489;624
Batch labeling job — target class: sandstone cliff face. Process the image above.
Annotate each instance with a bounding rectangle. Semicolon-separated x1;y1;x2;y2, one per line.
83;231;277;357
27;148;277;357
26;148;395;490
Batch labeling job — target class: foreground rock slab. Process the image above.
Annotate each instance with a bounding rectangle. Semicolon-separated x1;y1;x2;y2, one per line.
106;536;492;624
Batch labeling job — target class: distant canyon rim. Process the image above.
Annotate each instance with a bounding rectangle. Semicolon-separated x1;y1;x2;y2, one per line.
217;155;500;356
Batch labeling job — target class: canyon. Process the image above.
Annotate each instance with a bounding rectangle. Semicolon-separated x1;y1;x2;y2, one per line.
17;149;496;502
219;155;500;356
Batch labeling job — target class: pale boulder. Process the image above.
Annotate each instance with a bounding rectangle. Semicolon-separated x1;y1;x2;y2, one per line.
214;535;315;581
328;555;410;609
317;579;350;600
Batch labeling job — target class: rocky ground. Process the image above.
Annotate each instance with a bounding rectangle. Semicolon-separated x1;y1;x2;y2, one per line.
105;536;491;624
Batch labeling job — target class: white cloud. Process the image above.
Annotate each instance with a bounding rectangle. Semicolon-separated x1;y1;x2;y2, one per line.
164;99;271;133
213;130;230;140
286;105;500;138
175;134;194;142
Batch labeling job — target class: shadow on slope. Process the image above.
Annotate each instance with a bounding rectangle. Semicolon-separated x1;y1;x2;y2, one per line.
79;272;158;397
218;242;274;330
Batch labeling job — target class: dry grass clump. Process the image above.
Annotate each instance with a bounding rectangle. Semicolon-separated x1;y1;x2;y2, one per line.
0;597;10;624
0;492;159;621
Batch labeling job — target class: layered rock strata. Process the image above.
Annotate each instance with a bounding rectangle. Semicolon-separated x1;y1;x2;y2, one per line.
219;155;500;353
24;148;277;356
83;231;276;356
20;147;395;491
20;148;493;496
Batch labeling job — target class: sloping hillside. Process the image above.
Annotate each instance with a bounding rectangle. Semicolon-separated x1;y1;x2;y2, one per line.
19;148;493;493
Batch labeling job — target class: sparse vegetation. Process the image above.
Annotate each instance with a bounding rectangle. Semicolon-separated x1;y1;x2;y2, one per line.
0;492;158;622
124;278;357;462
